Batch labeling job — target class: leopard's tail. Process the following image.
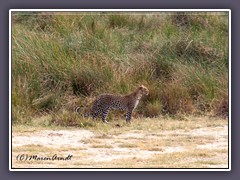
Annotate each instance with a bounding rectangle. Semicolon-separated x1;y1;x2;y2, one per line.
75;106;91;118
75;106;81;113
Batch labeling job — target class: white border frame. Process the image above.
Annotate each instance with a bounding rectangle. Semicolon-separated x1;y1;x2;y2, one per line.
9;9;231;171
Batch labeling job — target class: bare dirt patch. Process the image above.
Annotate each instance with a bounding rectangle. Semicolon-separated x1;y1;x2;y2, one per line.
13;130;95;148
12;117;229;169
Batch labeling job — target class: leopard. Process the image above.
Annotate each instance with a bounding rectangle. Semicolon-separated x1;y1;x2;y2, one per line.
76;85;149;123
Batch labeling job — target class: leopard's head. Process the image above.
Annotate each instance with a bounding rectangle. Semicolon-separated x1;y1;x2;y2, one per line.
138;85;149;96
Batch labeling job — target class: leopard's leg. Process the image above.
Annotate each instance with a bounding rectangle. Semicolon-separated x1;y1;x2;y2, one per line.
90;102;100;121
126;109;133;123
90;108;102;121
102;108;109;123
91;110;100;121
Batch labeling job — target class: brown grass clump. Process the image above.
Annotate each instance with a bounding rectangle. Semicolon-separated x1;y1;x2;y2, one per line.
161;83;194;115
144;101;162;117
171;13;209;29
212;93;229;118
175;41;223;62
50;110;94;127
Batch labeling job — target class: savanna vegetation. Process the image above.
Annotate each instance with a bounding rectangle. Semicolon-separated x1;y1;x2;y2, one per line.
12;11;229;126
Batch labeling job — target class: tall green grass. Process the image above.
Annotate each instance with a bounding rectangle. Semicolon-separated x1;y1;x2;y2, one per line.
12;12;229;125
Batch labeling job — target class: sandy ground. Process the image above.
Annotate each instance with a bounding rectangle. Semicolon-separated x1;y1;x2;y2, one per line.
12;124;228;169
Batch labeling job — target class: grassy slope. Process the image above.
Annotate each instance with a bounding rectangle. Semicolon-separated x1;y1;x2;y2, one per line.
12;12;229;125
